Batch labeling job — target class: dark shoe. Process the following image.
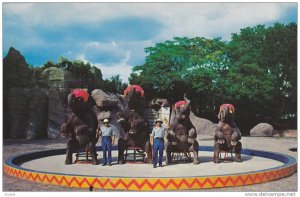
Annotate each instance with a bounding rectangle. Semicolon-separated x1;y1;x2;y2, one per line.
153;165;156;168
159;165;163;167
102;163;107;166
108;163;112;166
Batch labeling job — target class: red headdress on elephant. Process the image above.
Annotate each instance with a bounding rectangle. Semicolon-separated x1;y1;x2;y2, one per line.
124;85;144;97
72;89;89;103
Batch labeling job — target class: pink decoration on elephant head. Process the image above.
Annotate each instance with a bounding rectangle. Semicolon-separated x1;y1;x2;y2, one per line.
220;104;235;113
175;101;187;108
72;89;89;103
124;85;144;97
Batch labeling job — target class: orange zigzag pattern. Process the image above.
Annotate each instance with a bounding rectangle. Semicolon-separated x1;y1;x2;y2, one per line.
4;164;296;190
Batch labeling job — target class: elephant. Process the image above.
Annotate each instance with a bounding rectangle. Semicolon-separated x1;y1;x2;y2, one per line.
117;85;152;164
123;85;144;114
213;104;242;163
165;94;199;165
60;89;99;165
116;109;152;164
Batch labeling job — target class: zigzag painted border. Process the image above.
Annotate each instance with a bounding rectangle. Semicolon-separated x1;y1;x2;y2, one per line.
4;163;297;190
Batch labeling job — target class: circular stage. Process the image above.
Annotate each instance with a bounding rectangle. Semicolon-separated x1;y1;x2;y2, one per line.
4;146;297;191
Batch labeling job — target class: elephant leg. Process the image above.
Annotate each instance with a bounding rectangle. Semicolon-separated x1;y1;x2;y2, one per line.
231;131;241;146
213;140;221;164
234;141;242;162
118;138;126;164
65;139;77;165
89;142;98;165
189;141;199;164
144;140;152;163
215;130;225;144
165;140;172;165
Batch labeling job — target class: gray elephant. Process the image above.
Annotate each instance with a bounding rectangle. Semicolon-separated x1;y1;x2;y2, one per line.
123;84;144;114
117;85;152;164
213;104;242;163
116;109;152;164
165;94;199;164
60;89;99;165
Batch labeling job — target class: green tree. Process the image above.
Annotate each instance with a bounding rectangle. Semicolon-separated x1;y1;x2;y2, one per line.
262;23;297;128
108;75;127;94
225;23;297;132
130;23;297;134
130;37;229;114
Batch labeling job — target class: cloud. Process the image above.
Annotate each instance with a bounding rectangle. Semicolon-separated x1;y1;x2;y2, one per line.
3;2;297;80
150;3;295;41
95;51;132;83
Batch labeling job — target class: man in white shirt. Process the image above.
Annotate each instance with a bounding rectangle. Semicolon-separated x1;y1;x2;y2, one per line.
99;119;115;166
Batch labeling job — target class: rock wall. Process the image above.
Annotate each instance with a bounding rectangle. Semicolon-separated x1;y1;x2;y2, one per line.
7;88;30;139
3;47;33;138
6;86;49;139
25;86;49;139
3;47;100;140
47;88;70;139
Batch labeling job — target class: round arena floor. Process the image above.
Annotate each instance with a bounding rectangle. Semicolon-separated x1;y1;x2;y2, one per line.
4;146;297;191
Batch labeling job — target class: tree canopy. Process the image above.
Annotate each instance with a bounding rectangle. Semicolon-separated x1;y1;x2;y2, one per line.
129;23;297;134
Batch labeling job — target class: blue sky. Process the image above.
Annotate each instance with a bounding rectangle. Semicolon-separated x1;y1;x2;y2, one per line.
3;3;297;82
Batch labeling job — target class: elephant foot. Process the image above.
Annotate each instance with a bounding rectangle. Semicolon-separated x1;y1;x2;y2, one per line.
218;139;225;144
145;157;152;164
235;154;242;162
231;141;238;146
193;160;199;165
214;159;220;164
92;159;98;165
65;159;72;165
119;160;125;164
165;160;172;165
213;153;220;164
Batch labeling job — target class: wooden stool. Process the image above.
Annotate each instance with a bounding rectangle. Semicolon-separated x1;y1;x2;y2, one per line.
171;152;191;163
218;149;233;163
124;147;146;163
75;145;98;164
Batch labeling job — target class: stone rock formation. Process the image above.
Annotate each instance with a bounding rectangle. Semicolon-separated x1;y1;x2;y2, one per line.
91;89;123;110
3;47;105;140
189;111;217;138
47;88;70;139
3;47;33;89
91;89;126;138
7;88;31;139
250;123;274;137
25;86;49;139
6;87;50;139
40;67;79;89
3;47;34;138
